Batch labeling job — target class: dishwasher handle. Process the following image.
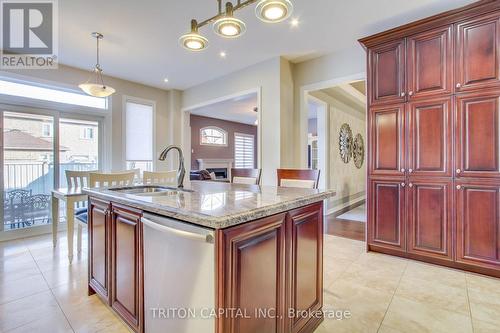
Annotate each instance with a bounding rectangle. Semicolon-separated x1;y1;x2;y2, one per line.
141;217;215;244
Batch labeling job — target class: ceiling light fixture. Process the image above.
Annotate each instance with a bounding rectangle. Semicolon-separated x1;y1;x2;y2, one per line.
214;2;246;38
79;32;116;98
220;51;227;58
256;0;293;23
179;20;209;51
164;78;169;83
180;0;293;52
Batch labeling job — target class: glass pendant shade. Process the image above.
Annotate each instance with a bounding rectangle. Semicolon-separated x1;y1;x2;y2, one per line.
213;17;246;38
179;32;209;51
255;0;293;23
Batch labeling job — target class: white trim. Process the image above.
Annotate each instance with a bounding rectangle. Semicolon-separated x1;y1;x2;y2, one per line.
122;95;157;170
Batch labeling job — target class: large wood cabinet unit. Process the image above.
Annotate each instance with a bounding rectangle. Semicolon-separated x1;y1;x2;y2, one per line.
360;0;500;277
88;198;324;333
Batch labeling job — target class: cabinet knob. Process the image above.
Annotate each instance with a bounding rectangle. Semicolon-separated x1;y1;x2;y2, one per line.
409;183;413;188
456;169;461;174
400;168;406;173
408;91;414;96
456;83;461;88
401;92;406;97
408;168;413;173
456;185;462;190
401;182;406;187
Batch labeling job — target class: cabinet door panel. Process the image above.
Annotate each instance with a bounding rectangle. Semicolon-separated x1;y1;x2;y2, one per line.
370;104;405;176
369;40;406;105
368;178;406;252
456;92;500;178
456;181;500;269
456;13;500;91
111;205;142;332
287;203;323;333
89;199;111;303
220;213;286;333
408;97;452;177
408;180;452;260
407;25;453;98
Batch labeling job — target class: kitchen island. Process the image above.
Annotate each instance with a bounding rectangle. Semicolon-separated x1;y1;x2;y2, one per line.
84;181;335;333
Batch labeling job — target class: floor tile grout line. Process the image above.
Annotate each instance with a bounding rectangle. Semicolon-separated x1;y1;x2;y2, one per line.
375;259;409;333
28;241;77;333
464;274;475;333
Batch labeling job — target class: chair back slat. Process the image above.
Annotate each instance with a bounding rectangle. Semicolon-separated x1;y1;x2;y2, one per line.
231;168;262;185
277;169;320;189
89;171;136;188
65;170;97;188
143;170;177;184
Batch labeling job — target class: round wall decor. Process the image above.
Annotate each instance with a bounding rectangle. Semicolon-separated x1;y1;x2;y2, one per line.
353;133;364;169
339;123;353;163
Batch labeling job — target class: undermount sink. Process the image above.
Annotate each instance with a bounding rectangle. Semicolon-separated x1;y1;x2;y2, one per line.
109;185;193;197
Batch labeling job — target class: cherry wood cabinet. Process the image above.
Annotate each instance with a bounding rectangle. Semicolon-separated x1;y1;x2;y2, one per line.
368;178;406;253
369;104;405;176
362;0;500;277
286;203;323;333
407;25;453;99
456;180;500;270
88;198;111;303
407;179;452;261
456;90;500;179
456;12;500;92
407;97;452;177
368;40;406;105
110;204;143;333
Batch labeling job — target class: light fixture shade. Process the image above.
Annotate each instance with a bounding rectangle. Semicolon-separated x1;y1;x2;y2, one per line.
256;0;293;23
179;32;209;51
79;83;116;98
213;16;246;38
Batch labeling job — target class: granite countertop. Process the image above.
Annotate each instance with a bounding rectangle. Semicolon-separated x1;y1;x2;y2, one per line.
84;181;335;229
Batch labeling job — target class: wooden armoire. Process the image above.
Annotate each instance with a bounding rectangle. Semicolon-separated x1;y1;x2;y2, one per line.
360;0;500;278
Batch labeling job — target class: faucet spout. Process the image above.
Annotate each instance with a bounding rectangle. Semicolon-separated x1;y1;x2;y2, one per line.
158;145;185;188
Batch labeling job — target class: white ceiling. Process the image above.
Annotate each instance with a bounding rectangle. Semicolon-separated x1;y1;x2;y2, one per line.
189;92;258;125
59;0;476;90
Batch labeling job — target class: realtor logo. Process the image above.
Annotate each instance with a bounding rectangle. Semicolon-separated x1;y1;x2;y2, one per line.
1;0;58;68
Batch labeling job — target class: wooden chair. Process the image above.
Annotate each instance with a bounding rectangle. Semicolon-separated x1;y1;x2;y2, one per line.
277;169;320;189
74;171;136;253
143;170;177;184
231;168;262;185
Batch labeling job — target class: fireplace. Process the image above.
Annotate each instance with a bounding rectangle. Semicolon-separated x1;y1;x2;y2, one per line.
206;168;228;180
196;158;234;180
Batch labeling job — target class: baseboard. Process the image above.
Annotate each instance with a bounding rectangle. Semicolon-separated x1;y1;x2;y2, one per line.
326;197;365;217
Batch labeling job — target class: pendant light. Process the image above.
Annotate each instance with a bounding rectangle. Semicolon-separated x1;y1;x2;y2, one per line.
256;0;293;23
213;2;246;38
79;32;116;98
180;20;209;51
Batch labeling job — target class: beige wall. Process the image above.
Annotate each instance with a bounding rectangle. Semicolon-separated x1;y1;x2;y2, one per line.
310;90;366;212
3;64;173;171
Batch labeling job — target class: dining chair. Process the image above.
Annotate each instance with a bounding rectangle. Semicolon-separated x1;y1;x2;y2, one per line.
143;170;177;184
231;168;262;185
74;171;136;253
277;169;320;189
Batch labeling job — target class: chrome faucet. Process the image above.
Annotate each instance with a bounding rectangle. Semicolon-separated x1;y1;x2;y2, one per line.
158;145;185;188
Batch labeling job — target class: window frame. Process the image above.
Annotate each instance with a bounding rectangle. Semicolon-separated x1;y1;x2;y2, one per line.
200;126;228;147
234;132;255;169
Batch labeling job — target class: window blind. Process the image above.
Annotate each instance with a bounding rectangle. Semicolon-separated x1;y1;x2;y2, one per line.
234;133;254;169
125;101;153;161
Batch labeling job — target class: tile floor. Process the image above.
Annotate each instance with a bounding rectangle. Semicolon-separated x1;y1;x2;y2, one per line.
1;232;500;332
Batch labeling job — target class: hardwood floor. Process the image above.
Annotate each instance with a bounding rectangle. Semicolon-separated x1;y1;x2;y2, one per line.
325;216;366;241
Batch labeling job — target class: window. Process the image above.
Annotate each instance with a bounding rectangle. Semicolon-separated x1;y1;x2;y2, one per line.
125;100;154;172
234;133;255;168
41;123;52;137
80;127;95;139
200;126;227;146
0;79;107;109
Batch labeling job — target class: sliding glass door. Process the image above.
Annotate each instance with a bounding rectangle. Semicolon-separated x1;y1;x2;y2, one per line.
1;109;102;238
2;111;55;232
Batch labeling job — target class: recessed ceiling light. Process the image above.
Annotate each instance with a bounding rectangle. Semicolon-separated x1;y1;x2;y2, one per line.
291;18;299;27
164;78;169;83
220;51;227;58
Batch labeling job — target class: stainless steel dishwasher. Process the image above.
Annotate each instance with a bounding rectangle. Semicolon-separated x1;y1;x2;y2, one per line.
142;213;215;333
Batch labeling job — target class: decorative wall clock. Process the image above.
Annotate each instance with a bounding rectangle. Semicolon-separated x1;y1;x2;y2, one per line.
339;123;353;163
353;133;364;169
